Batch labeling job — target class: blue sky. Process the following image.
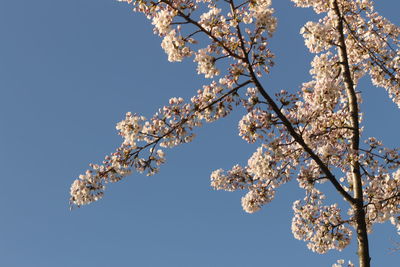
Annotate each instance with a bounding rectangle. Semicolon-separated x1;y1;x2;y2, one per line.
0;0;400;266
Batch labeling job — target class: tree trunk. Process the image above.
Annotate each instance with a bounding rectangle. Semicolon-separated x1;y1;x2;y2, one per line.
330;1;372;266
354;204;371;267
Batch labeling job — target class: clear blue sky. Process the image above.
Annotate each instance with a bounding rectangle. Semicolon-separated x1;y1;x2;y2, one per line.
0;1;399;266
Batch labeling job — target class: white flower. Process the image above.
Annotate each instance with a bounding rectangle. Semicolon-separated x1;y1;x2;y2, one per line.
194;48;220;78
161;29;191;62
152;9;177;36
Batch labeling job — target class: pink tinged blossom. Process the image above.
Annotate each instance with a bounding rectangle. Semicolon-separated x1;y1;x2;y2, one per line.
249;0;276;33
152;9;177;36
194;48;220;78
241;188;275;213
161;29;191;62
238;108;272;143
292;198;352;253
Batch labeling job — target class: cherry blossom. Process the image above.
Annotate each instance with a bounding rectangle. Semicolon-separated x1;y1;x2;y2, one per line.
72;0;400;266
332;259;355;267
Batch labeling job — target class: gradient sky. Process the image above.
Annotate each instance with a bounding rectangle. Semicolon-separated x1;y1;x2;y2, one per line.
1;1;400;266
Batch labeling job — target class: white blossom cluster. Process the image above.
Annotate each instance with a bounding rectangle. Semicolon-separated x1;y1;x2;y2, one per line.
332;259;354;267
241;187;274;213
300;19;338;53
359;139;400;233
247;0;277;33
211;165;251;192
152;9;177;35
194;48;220;78
199;7;229;38
70;170;105;206
190;79;240;122
238;108;272;143
291;0;330;14
292;194;352;253
211;144;297;213
161;29;191;62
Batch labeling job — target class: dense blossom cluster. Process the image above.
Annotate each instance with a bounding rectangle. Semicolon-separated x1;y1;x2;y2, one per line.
245;0;277;32
292;191;352;253
194;48;220;78
152;8;176;35
161;29;192;62
359;138;400;232
73;0;400;265
238;108;273;143
212;143;298;212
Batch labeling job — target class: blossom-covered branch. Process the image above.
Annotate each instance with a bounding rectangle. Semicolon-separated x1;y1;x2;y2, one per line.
72;0;400;266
